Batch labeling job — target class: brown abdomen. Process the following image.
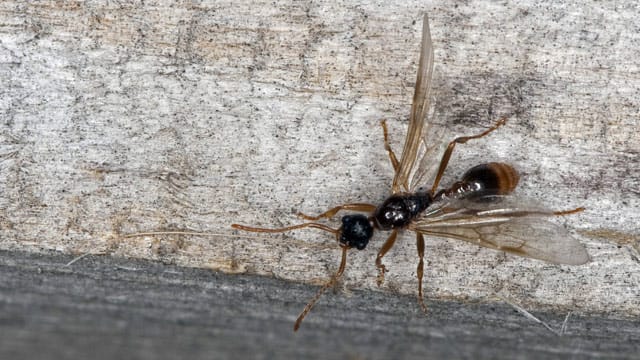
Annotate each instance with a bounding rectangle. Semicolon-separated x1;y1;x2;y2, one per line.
461;162;519;195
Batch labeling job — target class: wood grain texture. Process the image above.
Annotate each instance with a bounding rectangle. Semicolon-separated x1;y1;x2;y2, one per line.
0;0;638;326
1;249;639;359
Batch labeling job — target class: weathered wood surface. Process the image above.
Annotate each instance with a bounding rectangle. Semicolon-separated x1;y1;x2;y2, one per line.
1;249;639;359
0;0;638;336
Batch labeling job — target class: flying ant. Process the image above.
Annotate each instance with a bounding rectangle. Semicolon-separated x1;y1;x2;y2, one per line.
232;14;589;331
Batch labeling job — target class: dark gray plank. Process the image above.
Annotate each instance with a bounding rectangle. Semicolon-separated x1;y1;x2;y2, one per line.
0;250;637;360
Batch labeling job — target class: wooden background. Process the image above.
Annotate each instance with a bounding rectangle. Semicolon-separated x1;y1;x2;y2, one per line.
0;1;638;355
2;249;638;359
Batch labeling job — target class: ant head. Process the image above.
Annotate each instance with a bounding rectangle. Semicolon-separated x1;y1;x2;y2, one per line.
339;214;374;250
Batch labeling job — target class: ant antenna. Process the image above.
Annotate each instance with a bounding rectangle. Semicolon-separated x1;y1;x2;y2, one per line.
231;222;338;235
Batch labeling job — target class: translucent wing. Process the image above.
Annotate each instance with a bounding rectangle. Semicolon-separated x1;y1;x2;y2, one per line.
392;14;435;193
409;196;590;265
407;119;447;191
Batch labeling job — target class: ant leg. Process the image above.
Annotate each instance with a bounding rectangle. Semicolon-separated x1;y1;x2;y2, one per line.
297;203;376;221
381;120;399;172
375;230;398;286
294;245;349;331
231;222;338;236
430;117;507;193
416;233;427;313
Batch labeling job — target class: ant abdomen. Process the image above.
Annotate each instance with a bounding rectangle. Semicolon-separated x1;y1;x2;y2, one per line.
438;162;520;200
463;162;519;195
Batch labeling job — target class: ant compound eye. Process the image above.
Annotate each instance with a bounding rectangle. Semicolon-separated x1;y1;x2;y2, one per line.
340;214;374;250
